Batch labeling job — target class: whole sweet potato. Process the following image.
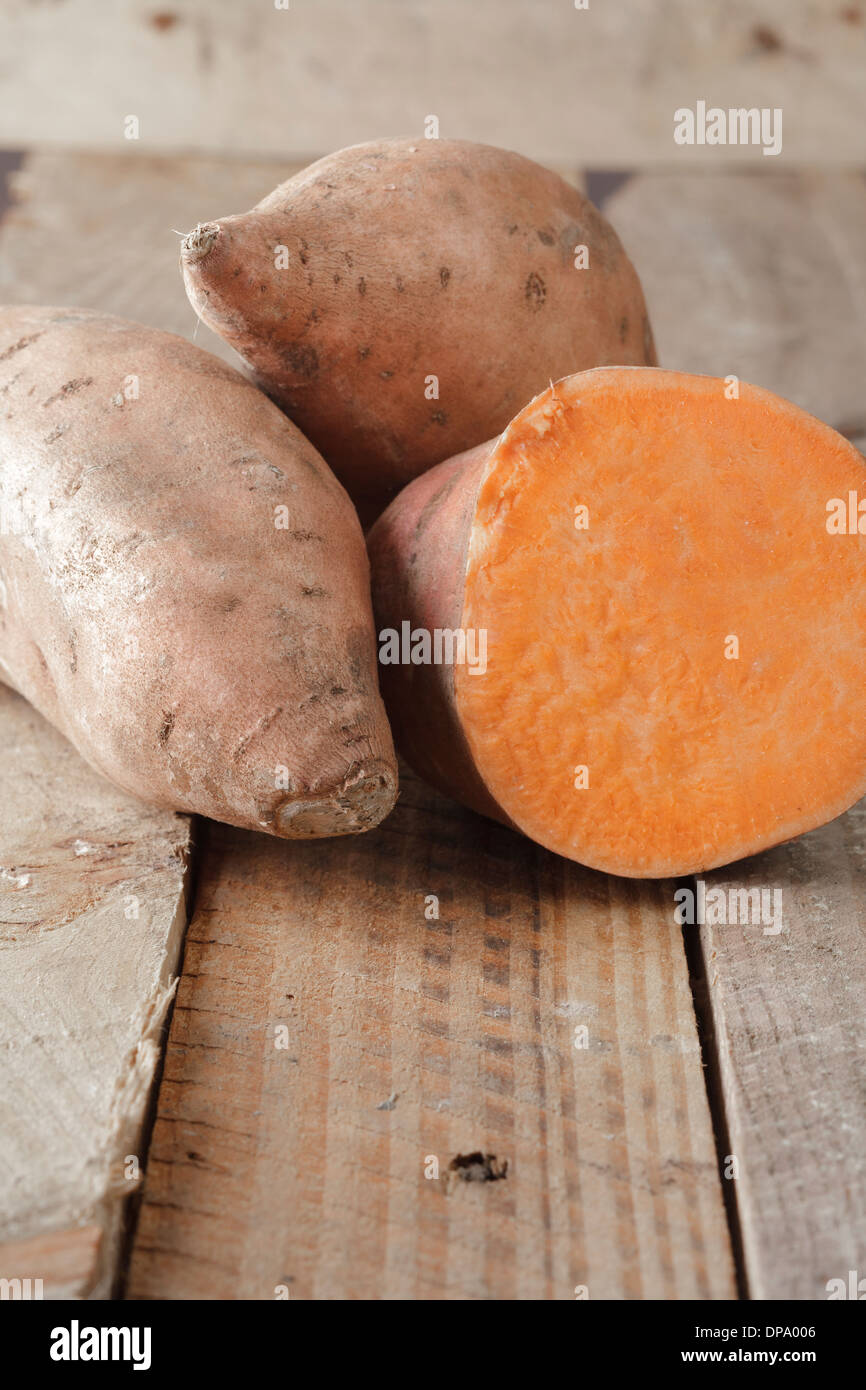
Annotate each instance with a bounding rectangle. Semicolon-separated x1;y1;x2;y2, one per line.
0;306;397;837
181;138;656;523
368;367;866;877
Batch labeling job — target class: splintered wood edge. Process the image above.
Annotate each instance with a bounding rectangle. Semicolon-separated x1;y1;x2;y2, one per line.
0;687;196;1299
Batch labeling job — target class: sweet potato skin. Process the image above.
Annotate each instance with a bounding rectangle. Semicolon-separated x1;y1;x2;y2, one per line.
368;440;507;825
181;138;657;522
0;306;397;837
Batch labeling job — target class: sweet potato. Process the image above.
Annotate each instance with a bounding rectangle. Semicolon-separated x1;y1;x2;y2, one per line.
180;138;656;524
0;306;397;837
368;367;866;877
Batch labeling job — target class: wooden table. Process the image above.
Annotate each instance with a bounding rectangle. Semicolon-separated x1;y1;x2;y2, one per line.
1;150;865;1301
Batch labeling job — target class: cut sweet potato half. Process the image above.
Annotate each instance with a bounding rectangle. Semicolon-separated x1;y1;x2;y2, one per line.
369;367;866;877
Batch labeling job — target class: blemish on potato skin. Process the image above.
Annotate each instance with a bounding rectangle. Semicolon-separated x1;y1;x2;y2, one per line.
524;272;546;309
395;277;405;292
340;725;371;748
619;316;629;343
358;346;371;359
439;267;451;288
0;333;44;363
158;709;175;745
357;277;367;296
282;343;319;379
43;377;94;408
0;370;22;396
537;226;556;245
301;584;326;597
431;410;447;426
752;23;783;51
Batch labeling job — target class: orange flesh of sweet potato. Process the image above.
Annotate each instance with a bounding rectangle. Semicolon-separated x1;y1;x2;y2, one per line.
371;367;866;877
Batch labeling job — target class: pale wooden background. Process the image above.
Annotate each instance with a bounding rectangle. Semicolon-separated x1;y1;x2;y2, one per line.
1;0;865;1301
0;0;864;167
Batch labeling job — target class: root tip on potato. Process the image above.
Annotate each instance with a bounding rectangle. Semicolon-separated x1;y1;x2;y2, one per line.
181;222;221;263
274;760;398;838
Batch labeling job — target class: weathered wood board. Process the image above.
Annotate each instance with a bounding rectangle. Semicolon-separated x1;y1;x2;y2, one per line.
0;1225;102;1302
0;688;191;1298
697;810;866;1301
127;772;735;1300
606;171;866;440
0;2;864;166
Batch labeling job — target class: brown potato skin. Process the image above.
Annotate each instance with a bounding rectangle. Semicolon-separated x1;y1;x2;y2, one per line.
367;441;510;827
182;138;657;524
0;306;397;837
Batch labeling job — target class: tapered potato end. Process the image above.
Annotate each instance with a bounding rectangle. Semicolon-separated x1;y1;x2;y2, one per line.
275;758;398;838
181;221;221;263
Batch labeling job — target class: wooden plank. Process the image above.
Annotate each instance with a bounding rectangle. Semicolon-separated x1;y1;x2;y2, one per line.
695;810;866;1300
606;171;866;439
127;770;735;1301
0;2;864;166
0;1225;102;1301
0;687;192;1298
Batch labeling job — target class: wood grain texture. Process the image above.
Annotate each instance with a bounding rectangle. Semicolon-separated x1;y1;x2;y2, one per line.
127;770;734;1301
607;171;866;439
697;807;866;1301
0;687;192;1297
0;2;864;166
0;1225;102;1300
0;150;299;367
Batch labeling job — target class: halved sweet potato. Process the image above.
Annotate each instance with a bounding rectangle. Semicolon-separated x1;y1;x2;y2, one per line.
369;368;866;876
